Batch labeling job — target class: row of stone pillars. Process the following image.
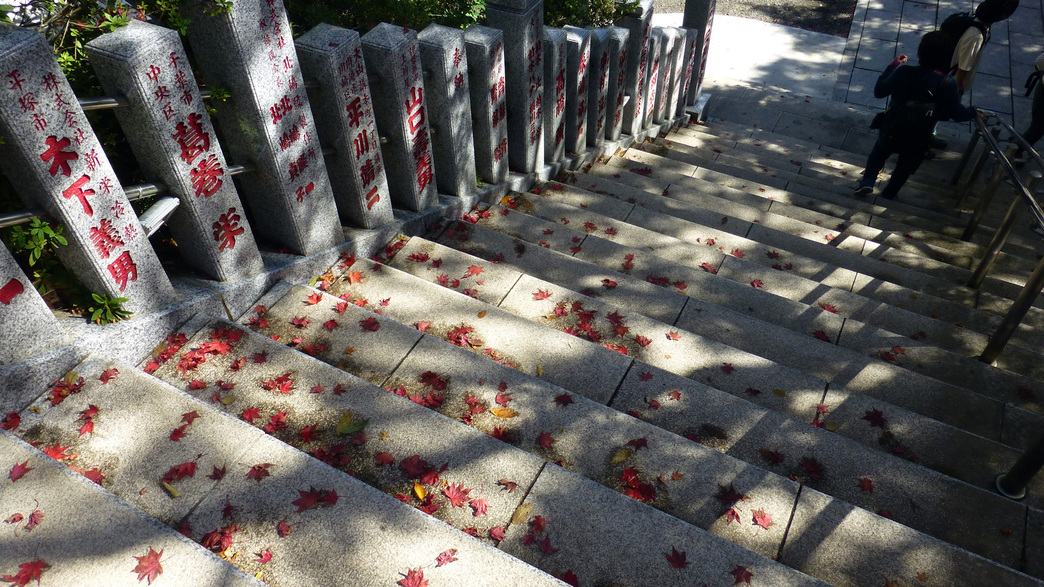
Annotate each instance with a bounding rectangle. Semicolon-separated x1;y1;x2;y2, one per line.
0;0;714;366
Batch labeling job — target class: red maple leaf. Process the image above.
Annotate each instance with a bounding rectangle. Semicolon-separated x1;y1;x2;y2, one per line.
666;330;680;341
497;479;518;493
766;250;781;259
759;448;784;465
180;411;200;426
415;320;431;332
602;278;618;289
435;548;459;567
469;498;488;517
375;452;394;467
397;568;428;587
23;509;42;532
78;419;94;437
667;390;682;401
264;411;288;434
730;248;744;258
298;424;318;443
131;547;163;584
208;466;226;481
752;508;774;530
201;523;241;552
0;411;20;431
443;482;472;507
716;483;750;507
699;261;718;274
554;393;574;406
188;379;207;390
247;463;274;483
726;508;742;524
360;317;381;331
463;265;484;278
169;425;187;442
538;534;559;554
495;392;512;407
254;549;273;564
665;546;690;568
241;407;261;424
161;461;197;484
857;477;875;493
1;559;48;587
721;363;735;374
99;368;119;384
9;461;32;483
291;316;311;329
533;289;552;300
323;319;339;332
800;457;824;481
277;519;292;537
229;357;246;371
537;431;556;449
42;444;76;461
408;252;430;263
818;302;838;313
5;513;23;524
862;408;887;428
731;565;754;584
490;526;506;541
750;279;763;288
639;371;653;382
625;437;649;451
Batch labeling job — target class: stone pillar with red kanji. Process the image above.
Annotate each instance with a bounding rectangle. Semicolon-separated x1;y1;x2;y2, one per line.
660;28;684;124
418;24;477;197
605;27;630;141
678;28;700;116
486;0;544;173
360;24;438;211
181;0;344;255
586;28;611;148
85;21;264;282
643;30;662;129
0;28;175;314
296;24;394;229
651;28;672;125
619;0;654;136
0;244;65;365
683;0;716;108
560;27;590;155
464;25;509;184
541;27;566;164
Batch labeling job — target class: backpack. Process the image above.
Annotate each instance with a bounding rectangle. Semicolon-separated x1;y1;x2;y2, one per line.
940;12;989;72
879;75;944;151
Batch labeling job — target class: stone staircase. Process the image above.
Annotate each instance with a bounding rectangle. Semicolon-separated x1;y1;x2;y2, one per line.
6;84;1044;586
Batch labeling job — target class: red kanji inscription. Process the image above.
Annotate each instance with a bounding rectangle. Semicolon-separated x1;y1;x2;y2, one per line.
365;185;379;210
89;218;125;259
172;112;211;164
405;87;425;133
107;251;137;291
190;154;223;197
62;174;95;215
40;136;78;177
212;207;244;250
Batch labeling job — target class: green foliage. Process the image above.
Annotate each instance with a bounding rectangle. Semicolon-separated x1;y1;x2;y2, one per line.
285;0;486;34
6;218;67;267
88;292;131;324
544;0;639;27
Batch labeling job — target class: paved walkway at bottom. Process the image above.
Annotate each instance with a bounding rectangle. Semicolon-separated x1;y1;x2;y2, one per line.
658;1;1044;133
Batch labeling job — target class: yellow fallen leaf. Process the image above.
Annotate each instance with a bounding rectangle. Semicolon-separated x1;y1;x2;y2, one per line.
161;481;181;498
413;481;426;500
220;394;237;405
671;471;684;481
824;422;839;431
477;310;487;318
537;365;543;376
64;370;79;385
151;341;168;358
772;388;788;398
255;571;264;579
344;346;356;355
490;407;517;419
379;431;388;441
29;406;39;413
511;503;531;525
610;448;632;463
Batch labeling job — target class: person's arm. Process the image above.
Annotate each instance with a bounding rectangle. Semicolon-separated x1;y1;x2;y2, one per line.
953;30;984;94
939;78;977;122
955;69;968;94
874;55;908;99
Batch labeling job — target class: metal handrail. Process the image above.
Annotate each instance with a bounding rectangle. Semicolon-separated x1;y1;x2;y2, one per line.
958;115;1044;364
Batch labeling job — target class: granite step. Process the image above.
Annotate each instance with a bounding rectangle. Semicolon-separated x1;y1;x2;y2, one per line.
287;239;1044;582
556;168;1044;378
0;429;262;586
8;355;562;586
596;150;1044;329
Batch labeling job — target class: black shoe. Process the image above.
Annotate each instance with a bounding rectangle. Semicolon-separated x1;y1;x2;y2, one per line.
853;184;873;197
879;191;898;200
